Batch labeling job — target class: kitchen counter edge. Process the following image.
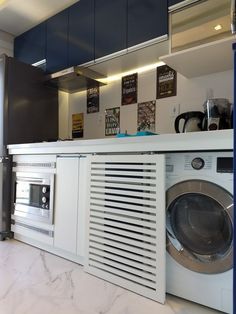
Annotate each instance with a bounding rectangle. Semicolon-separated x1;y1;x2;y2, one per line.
7;130;233;155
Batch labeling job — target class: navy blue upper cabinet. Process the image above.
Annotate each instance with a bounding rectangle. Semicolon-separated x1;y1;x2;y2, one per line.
68;0;94;66
168;0;183;6
14;22;46;65
127;0;168;48
46;9;69;73
95;0;127;59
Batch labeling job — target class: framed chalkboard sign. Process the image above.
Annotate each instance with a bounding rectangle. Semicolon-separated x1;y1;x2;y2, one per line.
156;65;177;99
105;107;120;136
87;85;99;113
122;73;138;106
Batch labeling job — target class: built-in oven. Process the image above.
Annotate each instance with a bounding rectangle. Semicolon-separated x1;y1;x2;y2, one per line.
13;171;54;224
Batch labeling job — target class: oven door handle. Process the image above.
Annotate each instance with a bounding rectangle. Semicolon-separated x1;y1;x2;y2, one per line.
16;177;44;184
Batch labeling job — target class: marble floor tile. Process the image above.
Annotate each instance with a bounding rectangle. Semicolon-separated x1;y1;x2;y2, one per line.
0;240;223;314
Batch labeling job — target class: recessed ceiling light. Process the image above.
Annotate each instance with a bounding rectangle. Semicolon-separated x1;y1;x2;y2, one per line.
214;24;223;31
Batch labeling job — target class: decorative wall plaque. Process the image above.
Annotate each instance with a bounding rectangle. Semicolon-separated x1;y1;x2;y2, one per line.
72;113;84;138
105;107;120;136
87;85;99;113
122;73;138;105
137;101;156;132
156;65;177;99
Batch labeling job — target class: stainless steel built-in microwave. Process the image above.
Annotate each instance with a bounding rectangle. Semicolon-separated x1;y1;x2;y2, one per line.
169;0;234;53
13;172;54;224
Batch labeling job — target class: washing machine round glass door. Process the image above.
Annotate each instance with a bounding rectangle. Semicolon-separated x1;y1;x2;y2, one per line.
166;179;233;274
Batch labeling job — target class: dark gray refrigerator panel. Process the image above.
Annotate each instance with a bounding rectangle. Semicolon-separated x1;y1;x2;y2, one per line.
2;54;58;146
0;54;58;239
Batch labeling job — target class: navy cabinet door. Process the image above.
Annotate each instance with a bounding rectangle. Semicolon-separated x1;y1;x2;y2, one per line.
95;0;127;59
46;9;68;73
68;0;94;66
168;0;184;6
14;22;46;65
127;0;168;48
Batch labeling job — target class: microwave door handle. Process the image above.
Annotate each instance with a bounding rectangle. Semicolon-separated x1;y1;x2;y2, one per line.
16;178;44;184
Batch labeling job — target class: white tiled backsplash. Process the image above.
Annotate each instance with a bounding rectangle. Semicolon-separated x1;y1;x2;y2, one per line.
59;68;233;140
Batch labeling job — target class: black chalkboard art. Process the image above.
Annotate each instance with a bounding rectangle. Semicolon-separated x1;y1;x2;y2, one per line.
156;65;177;99
122;73;138;106
87;85;99;113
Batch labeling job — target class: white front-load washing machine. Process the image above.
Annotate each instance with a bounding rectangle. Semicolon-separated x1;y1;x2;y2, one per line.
165;151;233;313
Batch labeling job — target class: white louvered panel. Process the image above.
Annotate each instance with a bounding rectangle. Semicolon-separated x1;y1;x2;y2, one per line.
91;181;157;192
91;164;156;170
90;199;157;213
89;222;157;243
91;175;157;185
85;154;166;303
89;242;156;266
91;169;156;177
90;205;156;221
89;231;157;255
91;193;157;206
90;211;156;228
91;187;156;198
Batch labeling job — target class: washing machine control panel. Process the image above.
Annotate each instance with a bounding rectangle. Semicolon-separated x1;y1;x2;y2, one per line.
166;152;233;176
184;155;212;170
191;157;205;170
217;157;233;173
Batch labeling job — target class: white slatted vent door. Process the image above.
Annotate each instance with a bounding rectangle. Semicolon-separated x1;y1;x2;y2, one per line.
85;154;166;303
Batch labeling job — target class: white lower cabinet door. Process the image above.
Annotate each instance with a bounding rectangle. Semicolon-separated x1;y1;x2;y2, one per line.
84;154;166;304
54;156;80;254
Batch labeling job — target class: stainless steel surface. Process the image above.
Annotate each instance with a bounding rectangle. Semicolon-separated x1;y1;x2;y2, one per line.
14;171;54;225
170;0;232;53
168;0;202;12
127;34;168;53
46;65;107;93
166;179;233;274
13;221;54;237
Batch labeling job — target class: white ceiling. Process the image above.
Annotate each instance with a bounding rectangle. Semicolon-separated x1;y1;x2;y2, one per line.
0;0;79;36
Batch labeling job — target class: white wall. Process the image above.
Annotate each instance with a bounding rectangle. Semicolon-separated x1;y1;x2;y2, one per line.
59;68;233;140
0;30;13;56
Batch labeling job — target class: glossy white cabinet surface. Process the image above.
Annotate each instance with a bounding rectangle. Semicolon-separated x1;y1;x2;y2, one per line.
54;156;80;254
52;155;89;264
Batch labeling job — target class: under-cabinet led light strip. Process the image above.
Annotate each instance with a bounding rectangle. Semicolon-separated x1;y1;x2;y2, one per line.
99;61;165;84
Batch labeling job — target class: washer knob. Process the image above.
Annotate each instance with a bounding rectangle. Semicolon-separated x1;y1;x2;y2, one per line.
191;157;205;170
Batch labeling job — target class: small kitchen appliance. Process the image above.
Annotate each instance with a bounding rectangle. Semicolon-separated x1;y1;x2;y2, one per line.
174;111;205;133
203;98;232;130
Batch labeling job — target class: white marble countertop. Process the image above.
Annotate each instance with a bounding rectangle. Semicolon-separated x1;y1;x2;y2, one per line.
8;129;233;155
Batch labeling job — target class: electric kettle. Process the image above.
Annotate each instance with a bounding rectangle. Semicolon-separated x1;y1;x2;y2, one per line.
175;111;205;133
